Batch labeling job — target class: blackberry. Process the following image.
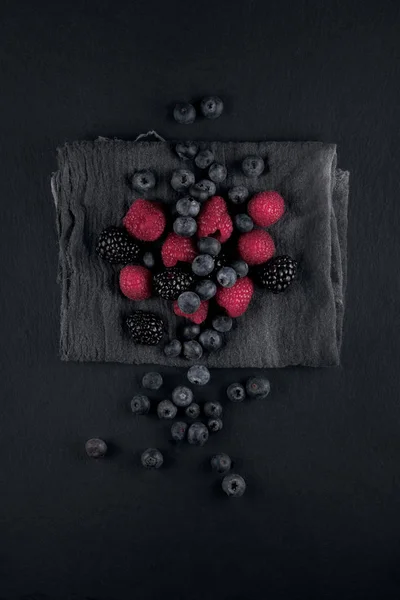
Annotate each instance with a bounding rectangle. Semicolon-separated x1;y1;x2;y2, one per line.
153;268;194;300
213;251;229;272
255;255;298;293
96;227;141;264
126;311;164;345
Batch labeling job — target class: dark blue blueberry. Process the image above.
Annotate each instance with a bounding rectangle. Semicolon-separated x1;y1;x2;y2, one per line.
172;386;194;407
141;448;163;469
163;339;182;358
171;421;188;442
157;399;178;419
187;365;210;386
231;260;249;278
208;417;223;433
199;329;223;352
85;438;107;458
197;237;221;256
246;377;271;399
142;372;163;390
177;291;201;315
183;340;203;360
175;141;198;160
132;169;156;192
242;156;265;177
176;197;200;217
182;323;201;341
222;473;246;497
130;394;151;415
171;169;195;192
200;96;224;119
142;251;155;269
195;149;214;169
211;453;232;474
173;103;196;125
212;316;233;333
235;214;254;233
190;180;216;201
185;402;200;419
195;279;217;301
227;383;246;403
204;400;222;418
192;254;215;277
216;266;237;288
228;185;249;204
173;216;197;237
208;163;227;183
187;422;209;446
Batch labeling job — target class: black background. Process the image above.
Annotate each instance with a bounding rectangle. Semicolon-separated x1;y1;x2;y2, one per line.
1;1;400;598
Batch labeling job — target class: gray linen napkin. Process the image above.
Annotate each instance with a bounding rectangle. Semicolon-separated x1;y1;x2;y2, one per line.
51;138;349;368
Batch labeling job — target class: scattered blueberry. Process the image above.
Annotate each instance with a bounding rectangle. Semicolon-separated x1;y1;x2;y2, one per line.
173;216;197;237
246;377;271;399
132;169;156;192
157;399;178;419
185;403;201;419
142;372;163;390
195;279;217;301
216;266;237;288
176;197;200;217
171;421;188;442
141;448;163;469
190;180;216;202
142;251;155;269
172;386;194;407
187;422;209;446
182;323;201;341
163;339;182;358
192;254;215;277
195;149;214;169
228;185;249;204
200;96;224;119
212;315;233;333
222;473;246;497
173;103;196;125
130;394;151;415
208;417;223;433
183;340;203;360
197;237;221;256
177;291;201;314
211;453;232;474
187;365;210;386
242;155;265;177
231;260;249;278
171;169;195;192
85;438;107;458
208;163;227;183
203;400;223;418
199;329;223;352
227;383;246;403
175;141;198;160
235;214;254;233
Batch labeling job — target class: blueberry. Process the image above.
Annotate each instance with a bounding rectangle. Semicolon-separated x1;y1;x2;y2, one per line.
204;400;222;417
242;156;265;178
195;279;217;301
199;329;223;352
176;197;200;217
200;96;224;119
208;417;223;433
175;141;198;160
228;185;249;204
195;149;214;169
235;214;254;233
246;377;271;399
212;316;233;333
227;383;246;403
187;422;209;446
172;386;194;407
182;323;201;341
190;180;216;202
173;103;196;125
141;448;163;469
171;169;195;192
183;340;203;360
197;237;221;256
187;365;210;386
211;453;232;474
208;163;227;183
177;291;201;314
157;399;177;419
192;254;215;277
173;216;197;237
163;339;182;358
231;259;249;278
142;372;163;390
216;266;237;288
130;394;151;415
185;403;200;419
132;169;156;192
171;421;188;442
85;438;107;458
222;473;246;497
143;251;155;269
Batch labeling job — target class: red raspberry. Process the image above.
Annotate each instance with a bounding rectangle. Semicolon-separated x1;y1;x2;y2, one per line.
119;265;152;300
123;199;166;242
216;277;254;318
247;191;285;227
197;196;233;243
238;230;275;265
161;233;197;267
173;299;209;324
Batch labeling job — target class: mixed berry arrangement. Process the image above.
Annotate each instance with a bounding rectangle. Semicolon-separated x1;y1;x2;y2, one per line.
96;95;298;359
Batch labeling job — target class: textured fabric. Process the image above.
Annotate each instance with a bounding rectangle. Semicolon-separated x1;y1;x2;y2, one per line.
51;139;349;368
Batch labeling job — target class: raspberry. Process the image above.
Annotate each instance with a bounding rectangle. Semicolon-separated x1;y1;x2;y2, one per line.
161;233;197;268
197;196;233;243
238;230;275;265
173;299;209;324
119;265;152;300
247;191;285;227
215;277;254;318
123;199;166;242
